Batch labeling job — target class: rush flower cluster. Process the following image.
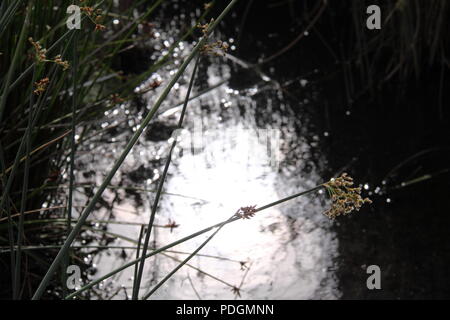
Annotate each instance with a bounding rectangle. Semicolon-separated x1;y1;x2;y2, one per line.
323;173;372;219
29;38;70;70
81;6;105;31
33;78;50;95
235;205;257;219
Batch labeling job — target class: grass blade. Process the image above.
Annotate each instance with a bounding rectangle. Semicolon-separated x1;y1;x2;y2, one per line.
65;184;322;299
141;214;234;299
132;54;201;299
32;0;239;300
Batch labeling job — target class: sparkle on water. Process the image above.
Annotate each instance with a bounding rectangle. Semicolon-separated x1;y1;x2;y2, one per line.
72;20;340;299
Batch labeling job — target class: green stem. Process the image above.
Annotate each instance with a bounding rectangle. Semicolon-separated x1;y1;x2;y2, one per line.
32;0;239;300
65;183;322;300
141;214;234;299
13;64;36;300
132;54;201;299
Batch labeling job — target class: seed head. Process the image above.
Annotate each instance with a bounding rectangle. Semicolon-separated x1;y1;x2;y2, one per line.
109;93;124;106
33;78;50;95
53;54;70;70
200;40;229;56
95;24;106;31
231;286;241;298
80;6;94;16
197;19;213;35
323;173;372;219
29;37;47;62
235;205;257;219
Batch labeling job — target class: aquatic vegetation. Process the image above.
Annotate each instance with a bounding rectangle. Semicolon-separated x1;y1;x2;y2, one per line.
33;78;50;96
0;0;377;301
323;173;372;219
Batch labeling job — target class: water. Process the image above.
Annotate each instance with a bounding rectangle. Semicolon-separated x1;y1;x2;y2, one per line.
72;37;340;299
65;1;344;299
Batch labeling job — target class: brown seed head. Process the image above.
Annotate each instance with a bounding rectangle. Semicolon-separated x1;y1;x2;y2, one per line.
323;173;372;219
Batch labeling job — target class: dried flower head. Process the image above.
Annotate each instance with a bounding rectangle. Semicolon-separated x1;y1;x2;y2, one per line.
322;173;372;219
80;6;106;31
53;54;70;70
231;286;241;298
148;80;162;90
163;219;179;233
240;261;248;271
33;77;50;95
200;40;229;56
95;23;106;31
29;38;70;69
109;93;124;106
197;19;213;35
80;6;94;16
29;37;47;62
235;205;257;219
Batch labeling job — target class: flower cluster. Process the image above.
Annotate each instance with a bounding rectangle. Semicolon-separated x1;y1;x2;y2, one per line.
29;38;70;70
53;54;70;70
29;37;47;61
109;93;124;106
322;173;372;219
163;219;179;233
197;19;213;35
200;40;229;56
235;205;257;219
33;78;50;95
197;19;228;56
81;6;105;31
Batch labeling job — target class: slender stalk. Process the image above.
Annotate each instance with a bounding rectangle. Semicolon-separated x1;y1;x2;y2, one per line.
187;272;202;300
65;184;322;299
13;65;37;300
132;226;144;293
0;142;16;296
0;0;22;39
0;245;242;264
0;130;71;177
0;27;74;217
62;28;78;299
132;54;201;299
141;214;234;300
7;1;106;94
0;1;30;123
68;29;78;234
32;0;239;300
0;3;31;297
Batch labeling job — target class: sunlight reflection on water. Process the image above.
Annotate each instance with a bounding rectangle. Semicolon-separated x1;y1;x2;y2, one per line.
75;33;339;299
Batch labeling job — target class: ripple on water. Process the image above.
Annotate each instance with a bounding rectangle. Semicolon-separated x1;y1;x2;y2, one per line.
76;39;339;300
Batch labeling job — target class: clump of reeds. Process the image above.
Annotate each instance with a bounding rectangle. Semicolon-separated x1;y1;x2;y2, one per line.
0;0;232;300
345;0;449;96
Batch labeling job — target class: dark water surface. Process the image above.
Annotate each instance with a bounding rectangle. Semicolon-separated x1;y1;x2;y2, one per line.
217;0;450;299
